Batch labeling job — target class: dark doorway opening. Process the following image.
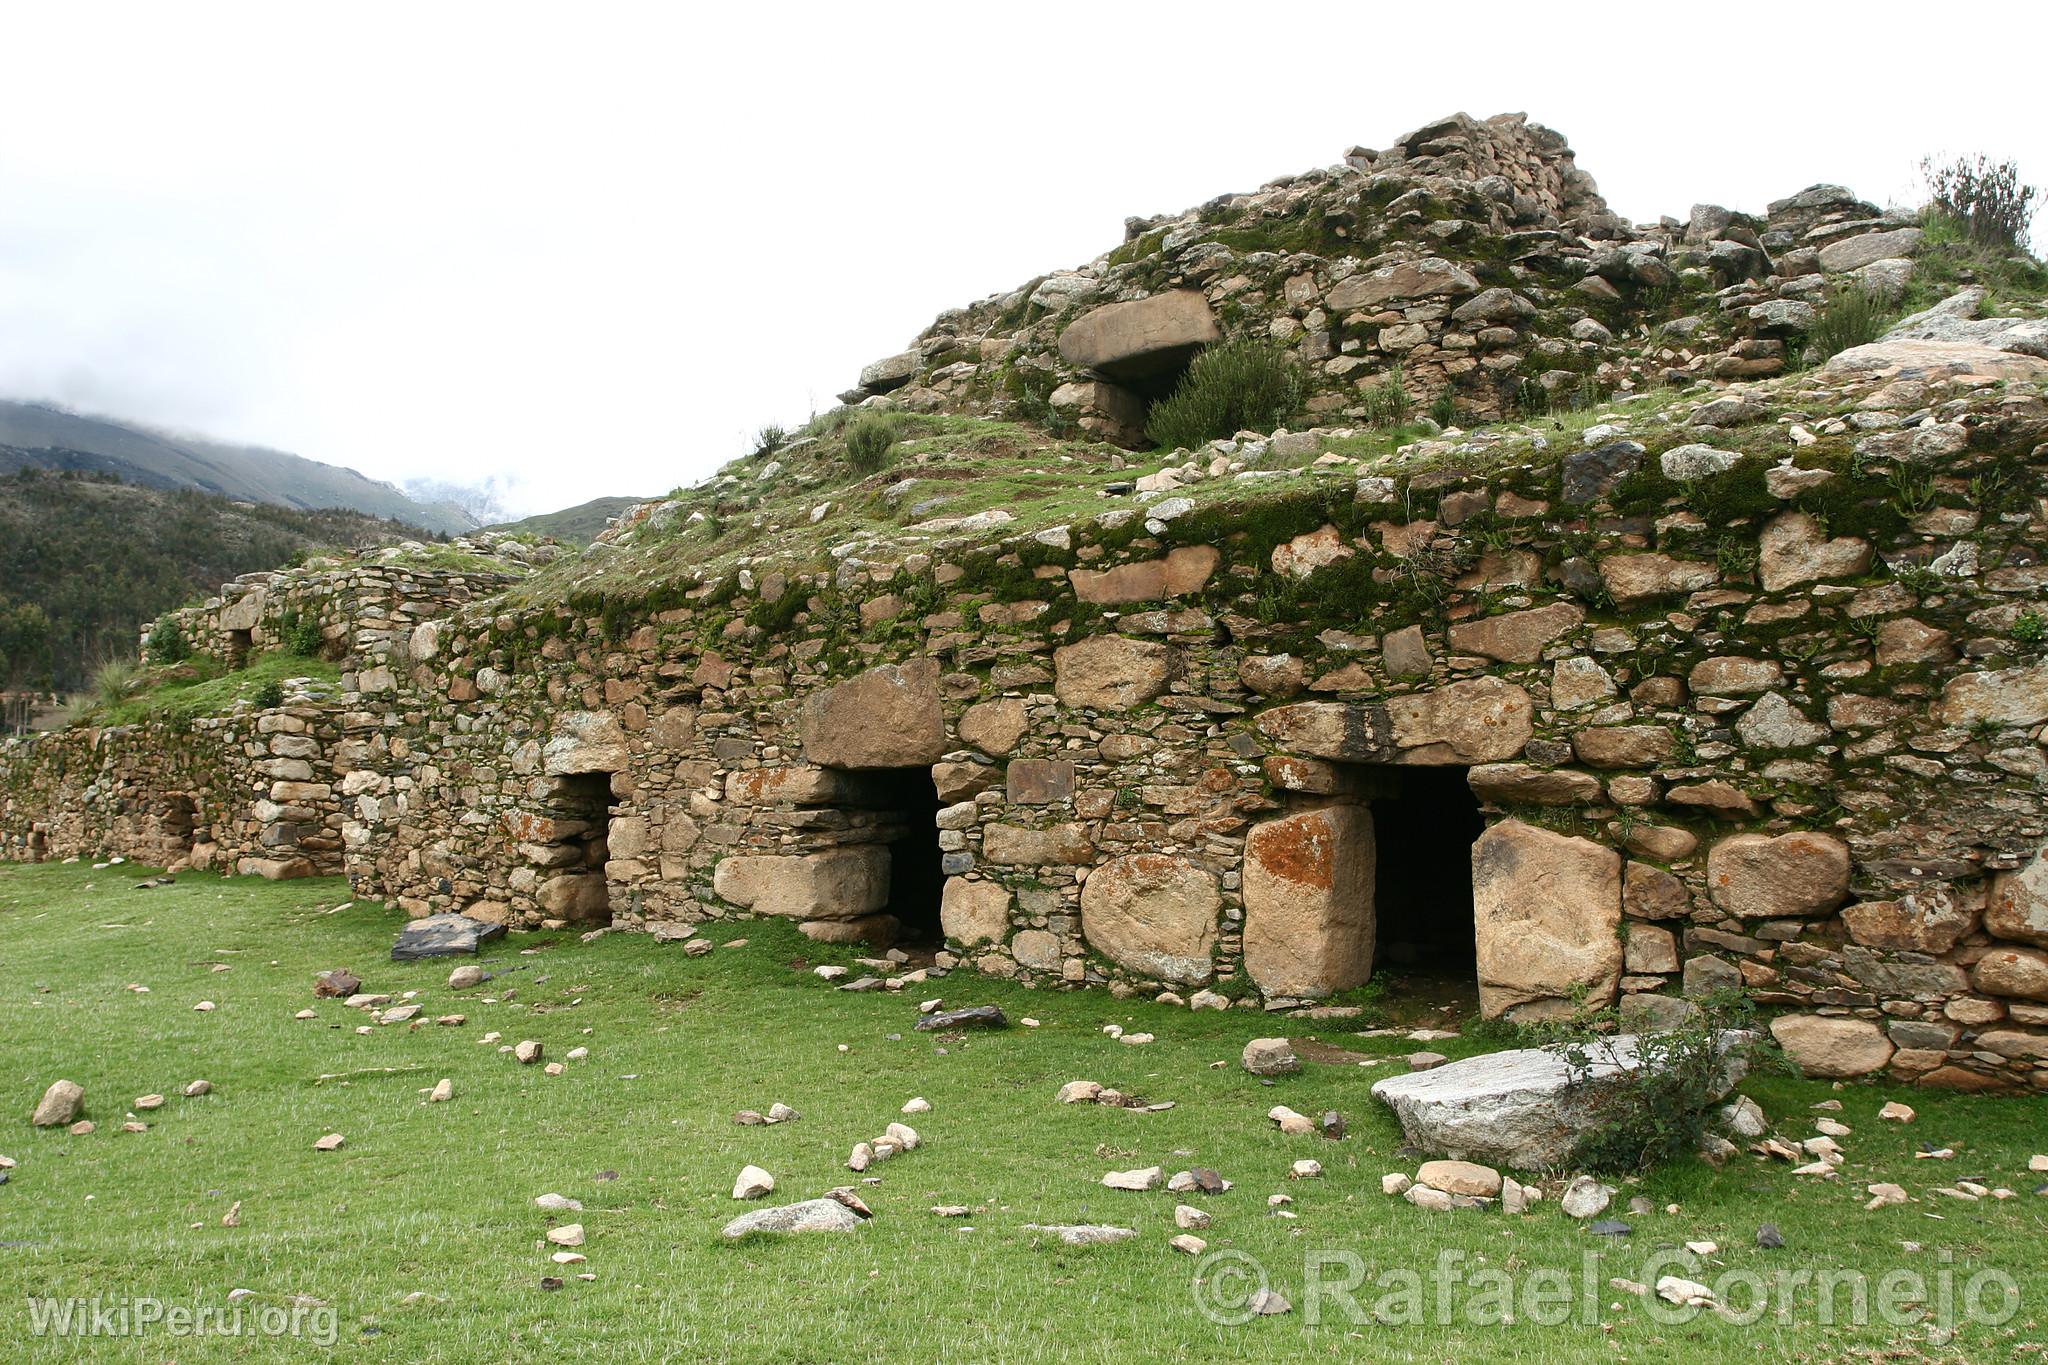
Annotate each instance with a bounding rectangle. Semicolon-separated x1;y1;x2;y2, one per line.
1367;766;1481;978
856;766;944;946
225;629;253;668
158;793;197;866
536;772;613;924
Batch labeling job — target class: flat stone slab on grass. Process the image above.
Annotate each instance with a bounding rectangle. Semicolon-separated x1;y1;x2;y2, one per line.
1370;1032;1751;1169
914;1005;1007;1032
720;1198;864;1238
1022;1223;1136;1246
391;914;507;961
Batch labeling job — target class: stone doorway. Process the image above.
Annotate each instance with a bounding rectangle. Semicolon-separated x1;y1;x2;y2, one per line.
529;772;613;924
1241;763;1482;1003
1366;766;1481;980
857;766;945;946
225;628;254;668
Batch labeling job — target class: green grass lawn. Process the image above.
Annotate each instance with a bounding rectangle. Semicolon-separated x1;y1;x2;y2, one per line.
0;863;2042;1363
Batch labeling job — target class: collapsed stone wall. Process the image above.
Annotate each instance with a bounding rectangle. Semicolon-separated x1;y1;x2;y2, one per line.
844;111;1926;443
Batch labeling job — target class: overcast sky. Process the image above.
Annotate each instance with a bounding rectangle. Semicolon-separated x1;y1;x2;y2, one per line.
2;3;2043;519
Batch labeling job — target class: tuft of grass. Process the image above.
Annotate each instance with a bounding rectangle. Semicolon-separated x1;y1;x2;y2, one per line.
91;655;144;707
1357;365;1412;428
1803;286;1890;364
843;413;904;474
1144;339;1301;451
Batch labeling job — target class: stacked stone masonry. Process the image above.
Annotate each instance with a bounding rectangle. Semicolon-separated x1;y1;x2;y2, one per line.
4;114;2048;1095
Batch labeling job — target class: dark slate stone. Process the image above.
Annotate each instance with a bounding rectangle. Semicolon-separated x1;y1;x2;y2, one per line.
1587;1219;1632;1237
390;913;506;961
1756;1223;1784;1249
1189;1167;1227;1194
915;1004;1008;1032
1562;441;1644;504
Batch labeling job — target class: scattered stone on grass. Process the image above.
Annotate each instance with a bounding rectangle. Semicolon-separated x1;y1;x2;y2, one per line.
183;1080;212;1098
546;1224;585;1247
1242;1038;1299;1075
915;1004;1006;1031
31;1081;83;1127
733;1165;775;1200
391;913;505;961
1170;1234;1206;1255
313;1133;345;1151
723;1199;864;1238
1021;1223;1134;1246
313;969;360;998
514;1040;543;1064
1102;1166;1162;1191
446;964;487;990
1174;1204;1211;1230
1561;1176;1613;1219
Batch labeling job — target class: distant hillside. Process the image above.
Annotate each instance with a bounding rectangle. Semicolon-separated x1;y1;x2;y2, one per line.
490;494;646;544
0;399;476;534
0;468;422;689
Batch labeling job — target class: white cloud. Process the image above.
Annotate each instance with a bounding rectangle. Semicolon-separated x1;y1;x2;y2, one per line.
1;1;2042;516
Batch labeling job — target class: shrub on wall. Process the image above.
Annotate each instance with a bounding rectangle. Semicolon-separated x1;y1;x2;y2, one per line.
1145;339;1301;451
144;619;190;665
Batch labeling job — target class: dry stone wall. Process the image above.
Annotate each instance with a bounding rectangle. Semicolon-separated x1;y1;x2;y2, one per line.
3;120;2047;1097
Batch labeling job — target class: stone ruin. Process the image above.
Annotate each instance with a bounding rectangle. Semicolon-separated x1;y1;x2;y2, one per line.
4;113;2048;1093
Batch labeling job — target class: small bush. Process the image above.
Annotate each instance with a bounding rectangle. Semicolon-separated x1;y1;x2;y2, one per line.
2013;611;2045;647
1804;286;1889;364
1144;339;1301;451
843;413;903;474
1561;990;1763;1173
92;657;143;707
1428;388;1458;429
1921;153;2038;252
752;424;788;460
1358;366;1412;428
144;619;190;666
251;680;285;710
276;610;325;658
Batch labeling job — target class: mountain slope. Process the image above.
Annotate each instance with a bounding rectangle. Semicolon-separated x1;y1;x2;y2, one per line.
0;468;422;689
488;494;646;545
0;399;476;534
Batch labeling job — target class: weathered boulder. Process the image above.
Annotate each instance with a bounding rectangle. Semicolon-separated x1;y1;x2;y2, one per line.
714;847;890;920
1243;806;1376;997
1600;554;1719;607
32;1079;83;1127
958;699;1028;756
1841;889;1979;954
1987;850;2048;946
1447;603;1583;664
1471;820;1621;1020
1069;546;1219;605
1053;636;1175;710
1972;946;2048;1001
802;659;945;770
391;913;507;961
1388;678;1533;764
542;711;628;777
1080;853;1220;985
1769;1015;1894;1078
1255;702;1390;762
721;1198;864;1239
1371;1033;1749;1168
983;823;1096;866
1758;512;1871;592
1706;833;1850;919
1326;257;1480;312
1934;660;2048;729
1056;291;1221;383
1816;227;1921;273
939;877;1010;946
1466;764;1602;806
858;350;921;393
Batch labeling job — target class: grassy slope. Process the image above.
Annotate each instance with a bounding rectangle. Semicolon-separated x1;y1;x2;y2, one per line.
488;497;648;546
0;864;2041;1363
